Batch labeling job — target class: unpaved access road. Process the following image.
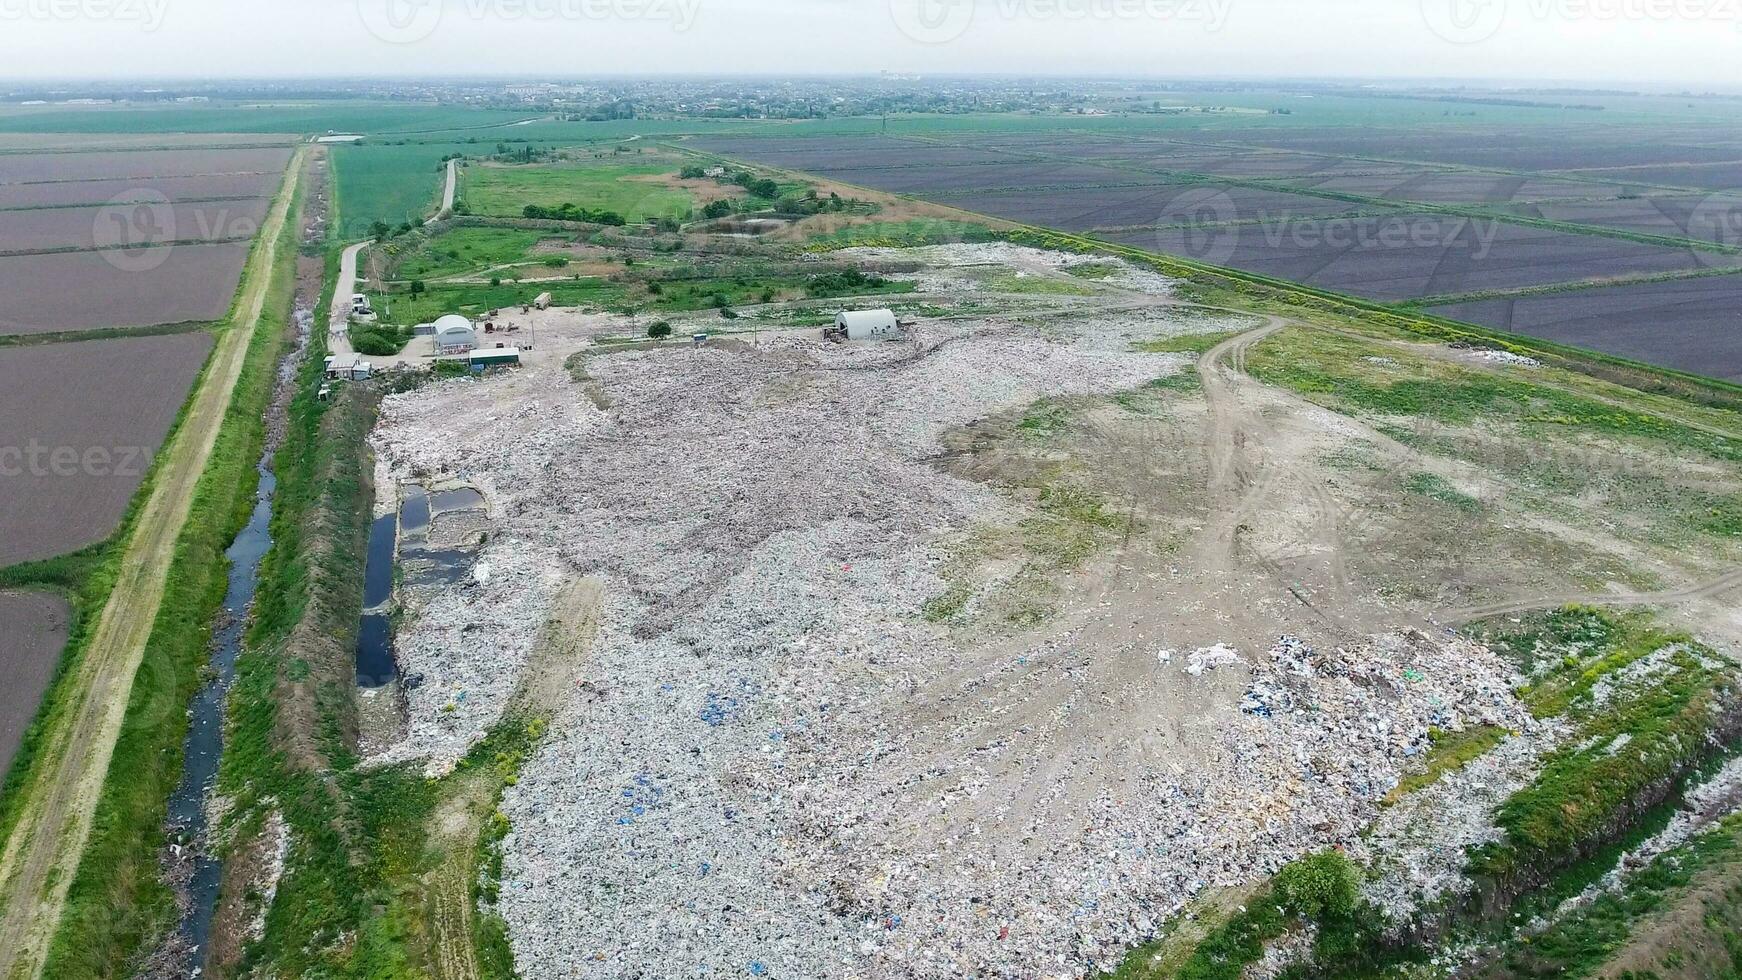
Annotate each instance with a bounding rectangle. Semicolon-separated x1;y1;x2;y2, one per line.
327;240;369;348
1442;566;1742;625
440;159;457;217
0;147;304;980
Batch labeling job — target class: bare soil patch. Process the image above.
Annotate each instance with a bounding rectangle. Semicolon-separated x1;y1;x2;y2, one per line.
0;147;293;185
0;331;214;565
0;591;69;775
0;242;250;335
0;172;281;211
0;198;272;253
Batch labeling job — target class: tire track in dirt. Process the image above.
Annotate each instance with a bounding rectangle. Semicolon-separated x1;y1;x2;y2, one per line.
0;148;304;980
1191;317;1742;631
1191;316;1374;635
1442;566;1742;626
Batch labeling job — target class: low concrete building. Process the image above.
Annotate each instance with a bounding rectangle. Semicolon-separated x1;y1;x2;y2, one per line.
469;347;521;369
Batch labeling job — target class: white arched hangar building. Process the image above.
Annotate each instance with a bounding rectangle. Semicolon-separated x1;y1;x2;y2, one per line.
433;314;477;354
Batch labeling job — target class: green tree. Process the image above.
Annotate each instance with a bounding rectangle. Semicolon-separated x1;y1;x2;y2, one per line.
1272;851;1359;921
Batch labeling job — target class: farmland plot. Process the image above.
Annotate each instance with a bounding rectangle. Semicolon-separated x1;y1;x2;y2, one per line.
0;171;281;210
923;160;1170;188
0;242;250;334
465;161;695;222
0;198;270;252
1228;129;1742;170
819;160;1161;194
976;137;1183;159
687;135;1015;171
0;132;294;151
1518;195;1742;242
1429;274;1742;381
1117;148;1419;179
1114;212;1735;301
0;331;214;565
0;146;292;184
945;182;1366;232
1562;162;1742;192
1277;171;1610;204
0;591;69;776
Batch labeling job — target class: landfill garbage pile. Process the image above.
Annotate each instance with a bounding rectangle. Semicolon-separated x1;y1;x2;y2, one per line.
769;631;1534;978
1353;722;1554;928
1474;349;1542;368
369;303;1528;978
369;367;604;769
839;242;1178;298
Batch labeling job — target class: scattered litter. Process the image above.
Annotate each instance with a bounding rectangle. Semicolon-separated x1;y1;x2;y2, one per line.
1474;349;1542;368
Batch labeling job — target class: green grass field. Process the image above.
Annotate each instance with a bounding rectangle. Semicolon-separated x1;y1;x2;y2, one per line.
463;161;694;222
390;227;564;281
330;142;468;234
380;279;625;326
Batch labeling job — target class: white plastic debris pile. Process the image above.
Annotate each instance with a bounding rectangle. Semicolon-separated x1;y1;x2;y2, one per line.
1475;349;1542;368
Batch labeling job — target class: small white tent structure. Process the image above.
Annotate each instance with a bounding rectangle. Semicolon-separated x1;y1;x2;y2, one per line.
830;309;901;342
433;314;477;354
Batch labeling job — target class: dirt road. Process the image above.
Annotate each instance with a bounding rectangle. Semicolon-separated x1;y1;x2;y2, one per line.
0;147;305;980
1442;566;1742;625
327;239;370;356
440;159;457;217
1191;316;1363;625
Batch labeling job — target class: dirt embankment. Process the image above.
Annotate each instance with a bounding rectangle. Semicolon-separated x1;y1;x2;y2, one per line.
276;384;380;770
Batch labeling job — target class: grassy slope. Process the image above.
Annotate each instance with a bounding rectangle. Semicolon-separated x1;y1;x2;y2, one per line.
213;362;537;977
1490;813;1742;979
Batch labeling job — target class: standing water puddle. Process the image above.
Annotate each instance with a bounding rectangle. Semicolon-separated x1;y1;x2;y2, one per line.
165;455;276;971
356;510;399;689
356;484;482;689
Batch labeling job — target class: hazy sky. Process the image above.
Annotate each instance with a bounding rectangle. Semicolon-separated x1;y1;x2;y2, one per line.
2;0;1738;84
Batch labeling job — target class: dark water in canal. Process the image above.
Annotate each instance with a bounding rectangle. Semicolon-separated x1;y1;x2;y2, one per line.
166;454;276;971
